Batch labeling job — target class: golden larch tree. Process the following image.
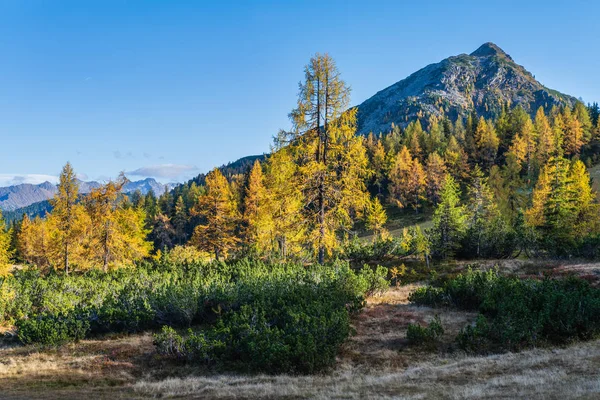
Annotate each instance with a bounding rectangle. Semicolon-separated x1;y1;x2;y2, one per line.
190;168;239;260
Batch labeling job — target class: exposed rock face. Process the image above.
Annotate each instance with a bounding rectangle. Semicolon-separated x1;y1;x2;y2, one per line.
356;42;577;135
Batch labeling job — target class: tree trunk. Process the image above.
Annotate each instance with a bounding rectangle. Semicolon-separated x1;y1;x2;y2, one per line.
103;234;109;273
64;242;69;276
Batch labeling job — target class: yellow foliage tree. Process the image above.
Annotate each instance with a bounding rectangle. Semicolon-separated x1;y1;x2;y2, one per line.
86;173;152;271
0;211;13;276
190;168;240;260
286;54;371;263
365;197;388;239
18;215;51;270
242;160;273;254
389;146;413;208
49;163;90;274
425;152;447;205
264;148;306;259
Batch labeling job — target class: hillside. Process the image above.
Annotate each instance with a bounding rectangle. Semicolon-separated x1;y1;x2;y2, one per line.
356;42;578;135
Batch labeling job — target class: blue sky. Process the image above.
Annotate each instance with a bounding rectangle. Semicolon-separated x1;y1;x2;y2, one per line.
0;0;598;185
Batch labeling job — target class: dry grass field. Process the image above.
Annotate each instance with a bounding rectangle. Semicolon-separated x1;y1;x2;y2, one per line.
2;261;600;399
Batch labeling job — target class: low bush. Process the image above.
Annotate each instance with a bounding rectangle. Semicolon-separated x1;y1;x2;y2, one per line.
2;258;388;373
16;312;90;345
153;262;387;373
406;316;444;346
410;268;600;352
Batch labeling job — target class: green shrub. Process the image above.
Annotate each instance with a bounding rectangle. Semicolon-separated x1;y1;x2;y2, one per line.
407;316;444;346
410;268;600;352
4;258;387;375
16;313;90;345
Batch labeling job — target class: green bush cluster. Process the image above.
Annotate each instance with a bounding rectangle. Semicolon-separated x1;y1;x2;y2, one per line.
406;316;444;346
409;268;600;352
1;259;388;372
152;263;387;373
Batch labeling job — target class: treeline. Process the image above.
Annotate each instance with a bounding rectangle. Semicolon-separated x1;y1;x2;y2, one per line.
2;54;600;275
129;56;600;263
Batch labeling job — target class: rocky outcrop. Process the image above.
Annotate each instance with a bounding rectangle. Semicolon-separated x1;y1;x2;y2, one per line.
356;42;577;135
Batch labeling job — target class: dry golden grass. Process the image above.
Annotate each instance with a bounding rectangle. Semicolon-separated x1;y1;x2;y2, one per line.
132;341;600;399
2;286;600;399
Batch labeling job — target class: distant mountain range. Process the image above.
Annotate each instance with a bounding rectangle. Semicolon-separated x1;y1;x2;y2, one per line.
0;177;174;212
355;42;578;135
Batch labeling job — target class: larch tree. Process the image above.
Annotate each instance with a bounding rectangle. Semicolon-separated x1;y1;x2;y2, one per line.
286;54;370;263
265;148;306;259
86;173;151;271
241;160;272;254
50;162;88;275
365;197;388;239
534;107;555;168
190;168;239;261
525;157;597;255
562;107;585;156
405;121;424;161
474;117;499;170
18;215;51;269
388;146;413;208
425;152;447;205
406;157;427;213
0;211;13;276
444;135;469;181
574;102;593;143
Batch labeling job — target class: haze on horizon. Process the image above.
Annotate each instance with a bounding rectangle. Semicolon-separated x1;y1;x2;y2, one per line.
0;0;597;186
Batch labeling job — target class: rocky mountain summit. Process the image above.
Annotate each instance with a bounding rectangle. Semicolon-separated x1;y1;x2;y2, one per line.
356;42;578;135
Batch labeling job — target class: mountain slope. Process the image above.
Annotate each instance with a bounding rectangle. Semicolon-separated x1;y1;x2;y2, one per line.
356;42;578;135
0;178;173;212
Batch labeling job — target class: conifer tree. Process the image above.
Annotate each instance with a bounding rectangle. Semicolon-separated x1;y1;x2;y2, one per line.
365;197;388;239
388;146;413;208
151;212;175;251
86;174;151;271
574;102;593;143
265;148;306;259
0;211;13;276
525;157;597;255
534;107;555;167
563;107;584;156
190;168;239;260
474;117;499;169
426;152;447;205
369;139;388;197
286;54;370;263
50;162;87;275
444;135;469;181
404;120;425;161
172;196;188;245
18;215;51;269
464;166;507;257
406;157;427;213
241;160;272;254
431;175;467;259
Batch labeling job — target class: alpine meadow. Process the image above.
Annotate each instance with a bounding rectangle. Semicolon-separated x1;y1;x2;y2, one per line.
2;3;600;398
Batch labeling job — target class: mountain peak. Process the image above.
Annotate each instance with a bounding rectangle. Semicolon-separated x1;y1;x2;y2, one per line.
470;42;511;60
355;42;577;135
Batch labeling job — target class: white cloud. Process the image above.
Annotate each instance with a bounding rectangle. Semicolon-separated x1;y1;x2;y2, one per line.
127;164;198;179
0;174;59;187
